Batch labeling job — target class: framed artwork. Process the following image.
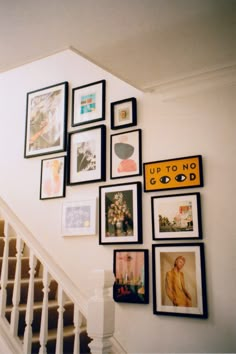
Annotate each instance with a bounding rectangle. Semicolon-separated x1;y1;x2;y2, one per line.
151;193;202;240
152;243;207;318
24;81;68;158
72;80;105;126
113;249;149;304
143;155;203;192
110;129;142;179
99;182;142;245
67;124;106;185
111;97;137;130
40;156;66;200
61;199;96;236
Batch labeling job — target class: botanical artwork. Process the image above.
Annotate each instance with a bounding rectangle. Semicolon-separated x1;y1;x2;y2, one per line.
113;250;149;303
99;182;142;244
106;191;133;237
40;156;65;200
68;125;106;185
77;140;96;172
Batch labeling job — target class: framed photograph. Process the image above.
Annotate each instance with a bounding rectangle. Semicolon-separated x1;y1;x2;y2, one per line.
113;249;149;304
110;129;142;179
61;199;96;236
24;81;68;158
152;243;207;318
67;124;106;185
143;155;203;192
111;97;137;130
99;182;142;245
72;80;105;126
40;156;66;200
151;193;202;240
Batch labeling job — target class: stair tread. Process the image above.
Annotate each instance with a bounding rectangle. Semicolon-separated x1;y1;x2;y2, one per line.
5;299;73;312
6;276;43;285
23;324;81;343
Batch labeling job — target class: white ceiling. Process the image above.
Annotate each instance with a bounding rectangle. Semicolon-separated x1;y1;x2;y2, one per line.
0;0;235;90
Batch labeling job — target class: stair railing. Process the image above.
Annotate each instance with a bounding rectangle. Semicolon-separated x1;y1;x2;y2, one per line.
0;196;122;354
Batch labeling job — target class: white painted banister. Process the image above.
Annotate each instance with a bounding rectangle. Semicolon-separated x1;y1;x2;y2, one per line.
0;196;125;354
87;269;115;354
73;304;82;354
23;250;37;354
0;222;10;317
55;285;65;354
10;236;24;336
39;268;51;354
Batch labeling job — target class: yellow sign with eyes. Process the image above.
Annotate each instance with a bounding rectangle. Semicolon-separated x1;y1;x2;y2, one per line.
143;155;203;192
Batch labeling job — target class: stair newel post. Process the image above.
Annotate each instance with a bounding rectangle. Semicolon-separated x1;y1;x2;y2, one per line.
73;304;83;354
10;235;24;336
39;267;51;354
0;221;10;317
23;250;37;354
87;269;115;354
55;285;65;354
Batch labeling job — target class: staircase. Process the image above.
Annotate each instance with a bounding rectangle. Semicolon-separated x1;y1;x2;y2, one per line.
0;218;92;354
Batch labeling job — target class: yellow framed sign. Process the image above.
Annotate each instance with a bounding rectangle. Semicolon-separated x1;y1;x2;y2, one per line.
143;155;203;192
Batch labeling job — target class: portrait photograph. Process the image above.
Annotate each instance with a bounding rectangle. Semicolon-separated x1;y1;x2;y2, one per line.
152;243;207;318
151;193;202;240
24;81;68;158
113;249;149;304
99;182;142;244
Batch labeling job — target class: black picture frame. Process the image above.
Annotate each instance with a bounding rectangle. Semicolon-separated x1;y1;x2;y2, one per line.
40;156;66;200
151;192;202;240
67;124;106;185
72;80;105;127
113;249;149;304
152;243;208;318
99;182;142;245
24;81;68;158
111;97;137;130
110;129;142;179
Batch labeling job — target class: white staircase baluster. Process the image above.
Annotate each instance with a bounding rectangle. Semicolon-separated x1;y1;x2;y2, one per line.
73;304;82;354
23;250;37;354
55;285;65;354
10;236;24;336
87;269;115;354
39;267;51;354
0;221;10;317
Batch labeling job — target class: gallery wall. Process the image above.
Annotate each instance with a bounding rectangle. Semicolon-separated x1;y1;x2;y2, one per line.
0;49;235;353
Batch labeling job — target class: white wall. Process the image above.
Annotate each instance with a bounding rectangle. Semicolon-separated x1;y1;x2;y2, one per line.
0;50;235;353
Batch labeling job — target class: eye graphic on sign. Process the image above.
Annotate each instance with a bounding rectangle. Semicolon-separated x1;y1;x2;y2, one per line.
160;176;171;184
175;174;187;182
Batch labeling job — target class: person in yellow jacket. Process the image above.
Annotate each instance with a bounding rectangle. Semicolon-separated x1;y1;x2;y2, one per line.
165;256;192;307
